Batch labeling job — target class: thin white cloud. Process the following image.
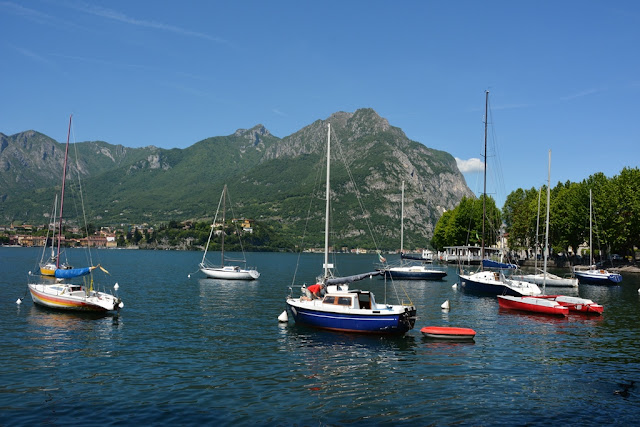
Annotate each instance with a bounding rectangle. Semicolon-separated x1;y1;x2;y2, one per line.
0;1;54;24
456;157;484;173
560;88;602;101
272;109;287;117
8;43;52;65
71;3;228;44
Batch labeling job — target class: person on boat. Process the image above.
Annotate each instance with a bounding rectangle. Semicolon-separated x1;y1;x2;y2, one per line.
306;283;324;299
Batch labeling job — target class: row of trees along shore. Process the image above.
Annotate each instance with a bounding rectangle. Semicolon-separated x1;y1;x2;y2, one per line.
431;168;640;261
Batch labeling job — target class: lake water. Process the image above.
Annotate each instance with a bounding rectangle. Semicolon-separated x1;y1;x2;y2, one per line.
1;247;639;426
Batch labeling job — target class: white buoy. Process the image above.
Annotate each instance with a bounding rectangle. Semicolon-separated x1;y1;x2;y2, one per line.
278;310;288;322
452;283;458;289
114;282;119;291
188;274;191;278
16;298;22;305
118;301;125;309
441;300;450;310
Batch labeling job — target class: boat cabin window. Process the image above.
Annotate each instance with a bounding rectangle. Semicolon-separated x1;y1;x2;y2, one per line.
337;297;352;306
69;286;82;292
322;296;353;307
323;296;336;304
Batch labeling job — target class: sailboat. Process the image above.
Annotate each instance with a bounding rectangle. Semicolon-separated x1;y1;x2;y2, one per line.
286;124;417;334
458;91;541;297
511;187;578;287
27;115;123;312
379;181;447;280
498;150;603;316
199;185;260;280
572;189;622;285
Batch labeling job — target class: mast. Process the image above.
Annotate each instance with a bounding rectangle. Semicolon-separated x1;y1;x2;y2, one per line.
400;180;405;255
56;115;72;269
543;150;551;293
534;187;541;272
589;188;593;266
221;184;227;267
50;194;58;260
481;90;488;267
323;123;332;280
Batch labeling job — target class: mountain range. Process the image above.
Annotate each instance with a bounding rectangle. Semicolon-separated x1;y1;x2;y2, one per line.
0;108;474;249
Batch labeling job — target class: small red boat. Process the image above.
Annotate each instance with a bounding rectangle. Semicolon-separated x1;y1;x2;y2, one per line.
498;295;569;316
420;326;476;341
535;295;603;315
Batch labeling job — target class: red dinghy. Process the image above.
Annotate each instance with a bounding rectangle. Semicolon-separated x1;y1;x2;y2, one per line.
420;326;476;341
498;295;569;316
535;295;603;315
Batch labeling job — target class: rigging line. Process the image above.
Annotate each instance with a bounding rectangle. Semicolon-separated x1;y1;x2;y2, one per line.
69;119;95;269
485;96;507;204
331;128;411;306
331;127;381;254
201;187;225;265
225;188;248;264
291;137;327;287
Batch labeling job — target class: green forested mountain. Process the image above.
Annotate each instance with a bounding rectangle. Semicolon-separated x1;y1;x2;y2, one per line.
0;109;474;250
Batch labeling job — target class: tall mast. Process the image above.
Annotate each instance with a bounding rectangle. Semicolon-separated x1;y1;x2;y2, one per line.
50;194;58;260
589;188;593;265
481;90;488;267
400;180;405;254
323;123;332;279
543;150;551;293
56;115;72;269
221;184;227;267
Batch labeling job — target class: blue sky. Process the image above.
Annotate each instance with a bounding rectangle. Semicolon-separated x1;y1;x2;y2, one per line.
1;1;638;207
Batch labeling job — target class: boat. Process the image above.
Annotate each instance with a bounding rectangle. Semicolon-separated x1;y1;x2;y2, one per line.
458;91;541;297
420;326;476;341
27;115;123;313
378;181;447;280
286;123;417;334
511;271;578;287
497;295;569;316
573;267;622;285
511;187;578;287
498;150;602;316
573;189;622;285
199;185;260;280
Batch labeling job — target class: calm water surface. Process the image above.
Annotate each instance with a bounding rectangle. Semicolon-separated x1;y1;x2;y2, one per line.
1;247;639;426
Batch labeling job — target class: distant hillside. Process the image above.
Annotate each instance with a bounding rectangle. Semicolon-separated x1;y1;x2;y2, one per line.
0;109;474;250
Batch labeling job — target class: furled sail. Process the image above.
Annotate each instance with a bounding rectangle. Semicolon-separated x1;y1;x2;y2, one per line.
325;271;381;286
54;266;95;279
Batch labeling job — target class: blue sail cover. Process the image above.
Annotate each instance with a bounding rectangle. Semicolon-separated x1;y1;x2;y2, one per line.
55;267;93;279
325;271;381;286
482;259;519;269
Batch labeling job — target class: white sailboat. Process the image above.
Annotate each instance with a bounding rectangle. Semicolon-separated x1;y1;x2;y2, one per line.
286;123;417;334
27;115;123;312
573;189;622;285
199;185;260;280
458;91;541;297
379;181;447;280
511;186;578;287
